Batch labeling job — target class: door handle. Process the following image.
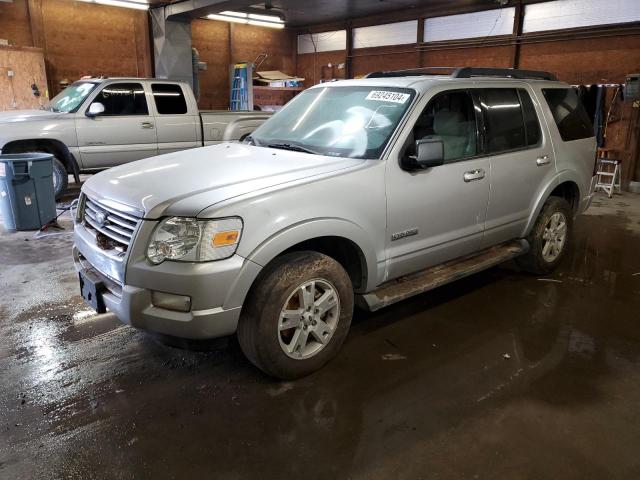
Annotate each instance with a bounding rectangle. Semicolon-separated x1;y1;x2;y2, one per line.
140;122;154;129
463;168;486;182
536;155;551;166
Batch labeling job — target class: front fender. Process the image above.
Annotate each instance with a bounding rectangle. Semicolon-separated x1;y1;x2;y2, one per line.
522;169;582;236
245;218;380;292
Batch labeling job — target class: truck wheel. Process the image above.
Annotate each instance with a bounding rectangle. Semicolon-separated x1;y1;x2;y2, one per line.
51;157;68;200
238;251;354;379
517;196;573;275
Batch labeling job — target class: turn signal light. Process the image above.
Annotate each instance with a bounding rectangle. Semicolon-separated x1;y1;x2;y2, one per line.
213;230;240;247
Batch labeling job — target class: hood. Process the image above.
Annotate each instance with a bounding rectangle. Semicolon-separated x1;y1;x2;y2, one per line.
0;109;63;124
83;143;364;219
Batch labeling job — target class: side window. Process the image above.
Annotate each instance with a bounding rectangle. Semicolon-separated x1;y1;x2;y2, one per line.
410;90;477;162
518;89;541;147
94;83;148;116
542;88;593;142
478;88;526;154
152;83;188;115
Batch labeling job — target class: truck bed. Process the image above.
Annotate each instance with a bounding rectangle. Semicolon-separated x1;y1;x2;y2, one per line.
199;110;272;146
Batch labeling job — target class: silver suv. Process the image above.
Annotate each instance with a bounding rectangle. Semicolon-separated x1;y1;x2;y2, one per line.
73;67;597;379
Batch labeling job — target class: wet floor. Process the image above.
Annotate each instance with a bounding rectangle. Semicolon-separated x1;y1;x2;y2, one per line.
1;192;640;479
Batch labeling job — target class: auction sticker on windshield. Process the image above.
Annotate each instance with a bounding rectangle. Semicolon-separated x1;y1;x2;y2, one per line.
365;90;411;104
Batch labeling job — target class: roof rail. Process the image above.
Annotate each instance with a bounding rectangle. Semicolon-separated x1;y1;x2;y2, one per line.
453;67;557;81
365;66;557;81
365;67;460;78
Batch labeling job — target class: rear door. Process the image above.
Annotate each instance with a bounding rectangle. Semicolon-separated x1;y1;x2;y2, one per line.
478;87;556;247
150;83;200;155
76;82;158;168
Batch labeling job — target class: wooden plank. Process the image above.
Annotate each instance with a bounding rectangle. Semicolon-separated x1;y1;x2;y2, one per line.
0;45;48;110
253;86;305;92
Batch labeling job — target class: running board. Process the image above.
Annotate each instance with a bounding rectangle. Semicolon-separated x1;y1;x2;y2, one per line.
357;240;529;312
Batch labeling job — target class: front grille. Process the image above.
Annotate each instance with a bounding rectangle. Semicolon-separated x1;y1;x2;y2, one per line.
81;195;140;253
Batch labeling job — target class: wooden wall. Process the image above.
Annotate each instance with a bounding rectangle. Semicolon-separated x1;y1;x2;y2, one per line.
0;0;151;98
39;0;152;96
0;0;34;47
0;0;296;110
519;35;640;84
0;46;48;110
192;20;295;110
297;51;346;86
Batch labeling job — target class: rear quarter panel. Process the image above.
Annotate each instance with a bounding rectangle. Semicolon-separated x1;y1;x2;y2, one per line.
523;85;597;233
200;111;272;145
531;85;597;204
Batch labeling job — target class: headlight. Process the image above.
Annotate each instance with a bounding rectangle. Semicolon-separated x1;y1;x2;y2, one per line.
146;217;242;264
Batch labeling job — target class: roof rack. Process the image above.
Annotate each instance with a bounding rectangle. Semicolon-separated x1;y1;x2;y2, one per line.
366;67;459;78
365;67;557;82
453;67;557;81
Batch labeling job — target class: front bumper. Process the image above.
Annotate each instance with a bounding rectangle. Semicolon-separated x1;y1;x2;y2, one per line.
73;220;262;339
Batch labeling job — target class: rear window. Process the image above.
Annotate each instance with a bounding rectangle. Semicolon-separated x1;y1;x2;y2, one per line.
152;83;188;115
478;88;526;154
518;89;541;147
542;88;593;142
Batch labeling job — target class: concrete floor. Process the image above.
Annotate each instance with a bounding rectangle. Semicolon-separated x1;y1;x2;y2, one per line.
1;188;640;480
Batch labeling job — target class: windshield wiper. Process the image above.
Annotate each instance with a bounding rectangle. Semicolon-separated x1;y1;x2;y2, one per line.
267;142;320;155
244;135;261;146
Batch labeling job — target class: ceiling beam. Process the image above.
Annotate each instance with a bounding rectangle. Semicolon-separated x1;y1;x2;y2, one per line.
161;0;256;19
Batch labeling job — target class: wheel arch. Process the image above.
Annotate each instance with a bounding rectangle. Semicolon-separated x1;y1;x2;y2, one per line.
2;138;80;182
523;172;582;236
243;219;378;294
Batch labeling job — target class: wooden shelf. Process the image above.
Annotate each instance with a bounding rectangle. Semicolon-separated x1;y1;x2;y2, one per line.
253;86;305;92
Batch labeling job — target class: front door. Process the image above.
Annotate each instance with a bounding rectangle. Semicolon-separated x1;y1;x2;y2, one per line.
76;82;158;169
385;89;491;280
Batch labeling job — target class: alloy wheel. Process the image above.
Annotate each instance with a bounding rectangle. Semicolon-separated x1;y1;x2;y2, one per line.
278;279;340;359
541;212;567;263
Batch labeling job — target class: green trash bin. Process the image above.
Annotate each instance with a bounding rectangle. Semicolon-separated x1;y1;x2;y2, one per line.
0;153;57;231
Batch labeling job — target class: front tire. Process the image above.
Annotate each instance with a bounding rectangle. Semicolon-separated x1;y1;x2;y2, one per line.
51;157;68;200
517;196;573;275
237;251;354;379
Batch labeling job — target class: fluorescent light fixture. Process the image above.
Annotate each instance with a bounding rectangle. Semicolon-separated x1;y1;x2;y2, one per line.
207;10;284;28
248;19;284;29
248;13;283;23
220;10;248;18
208;14;249;24
78;0;149;10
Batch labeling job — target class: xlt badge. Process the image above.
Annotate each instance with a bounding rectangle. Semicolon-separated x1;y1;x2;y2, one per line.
391;228;418;241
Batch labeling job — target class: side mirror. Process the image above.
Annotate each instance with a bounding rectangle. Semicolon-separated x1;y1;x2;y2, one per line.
415;138;444;168
402;138;445;170
86;102;105;118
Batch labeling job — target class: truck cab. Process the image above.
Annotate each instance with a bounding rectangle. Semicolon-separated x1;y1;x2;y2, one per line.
0;78;271;197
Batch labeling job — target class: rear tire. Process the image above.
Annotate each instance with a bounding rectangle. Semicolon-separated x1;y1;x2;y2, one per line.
237;251;354;379
517;196;572;275
51;157;68;200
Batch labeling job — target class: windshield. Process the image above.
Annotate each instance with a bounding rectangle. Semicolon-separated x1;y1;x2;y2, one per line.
49;82;98;113
249;86;416;158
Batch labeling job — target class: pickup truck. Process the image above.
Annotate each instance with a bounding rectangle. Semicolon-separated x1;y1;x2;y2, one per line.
73;67;597;379
0;78;271;198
